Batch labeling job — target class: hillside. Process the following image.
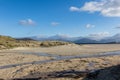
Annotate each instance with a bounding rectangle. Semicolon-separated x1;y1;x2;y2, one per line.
0;35;70;49
0;35;16;49
0;35;39;49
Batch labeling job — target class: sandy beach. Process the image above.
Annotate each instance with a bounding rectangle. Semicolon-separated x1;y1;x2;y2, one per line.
0;52;52;66
10;44;120;55
0;44;120;79
0;55;119;79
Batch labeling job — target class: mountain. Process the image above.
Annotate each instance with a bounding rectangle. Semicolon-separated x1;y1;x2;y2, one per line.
73;33;120;43
47;34;83;42
74;38;98;44
112;33;120;42
31;34;82;42
16;38;36;41
30;34;98;43
28;33;120;44
31;36;48;41
100;33;120;43
46;34;70;41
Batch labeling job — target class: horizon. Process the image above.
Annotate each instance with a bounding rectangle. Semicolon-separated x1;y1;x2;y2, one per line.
0;0;120;38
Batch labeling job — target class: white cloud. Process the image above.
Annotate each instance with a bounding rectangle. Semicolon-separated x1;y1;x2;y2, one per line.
70;0;120;17
51;22;60;26
19;19;36;26
69;6;80;11
86;24;95;28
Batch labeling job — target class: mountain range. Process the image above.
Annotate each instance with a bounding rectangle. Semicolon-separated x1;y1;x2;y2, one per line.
24;33;120;44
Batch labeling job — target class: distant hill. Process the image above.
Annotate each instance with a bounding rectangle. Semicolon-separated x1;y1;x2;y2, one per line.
28;33;120;44
100;33;120;43
16;38;36;41
31;34;80;42
73;38;98;44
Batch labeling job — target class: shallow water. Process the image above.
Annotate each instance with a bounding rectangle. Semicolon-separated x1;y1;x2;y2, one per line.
22;50;120;59
0;51;120;69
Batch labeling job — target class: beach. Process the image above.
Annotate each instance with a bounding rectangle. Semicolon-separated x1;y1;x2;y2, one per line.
10;44;120;55
0;44;120;79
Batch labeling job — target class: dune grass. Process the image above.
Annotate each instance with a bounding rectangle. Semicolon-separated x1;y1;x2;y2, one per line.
0;35;70;49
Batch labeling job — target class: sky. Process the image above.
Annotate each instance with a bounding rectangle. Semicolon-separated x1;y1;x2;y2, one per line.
0;0;120;38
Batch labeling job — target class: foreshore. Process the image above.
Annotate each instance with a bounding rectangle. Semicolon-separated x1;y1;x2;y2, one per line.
0;44;120;79
9;44;120;56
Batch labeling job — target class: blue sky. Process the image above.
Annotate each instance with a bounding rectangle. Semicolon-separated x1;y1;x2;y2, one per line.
0;0;120;37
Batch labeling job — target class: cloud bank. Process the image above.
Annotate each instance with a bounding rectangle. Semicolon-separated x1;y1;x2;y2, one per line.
70;0;120;17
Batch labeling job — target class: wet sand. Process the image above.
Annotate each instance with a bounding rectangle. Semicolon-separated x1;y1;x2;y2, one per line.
0;55;119;79
0;52;52;66
0;50;53;79
0;44;120;79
